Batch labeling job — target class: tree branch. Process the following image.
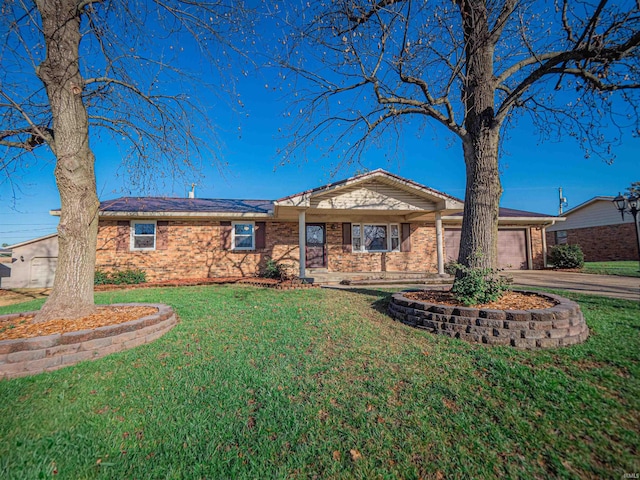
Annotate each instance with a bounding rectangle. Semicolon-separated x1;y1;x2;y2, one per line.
496;30;640;121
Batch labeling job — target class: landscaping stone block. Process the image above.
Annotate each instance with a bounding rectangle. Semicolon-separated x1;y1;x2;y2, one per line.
511;338;537;349
7;349;46;364
25;356;63;372
0;340;26;355
80;337;114;352
479;309;506;320
537;338;560;348
523;330;546;340
548;328;570;339
23;335;61;351
505;311;531;322
452;307;479;318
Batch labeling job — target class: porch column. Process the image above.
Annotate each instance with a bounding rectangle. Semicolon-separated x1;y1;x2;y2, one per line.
435;212;444;275
298;209;306;278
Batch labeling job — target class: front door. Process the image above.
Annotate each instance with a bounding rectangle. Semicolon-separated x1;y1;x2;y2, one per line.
306;224;326;268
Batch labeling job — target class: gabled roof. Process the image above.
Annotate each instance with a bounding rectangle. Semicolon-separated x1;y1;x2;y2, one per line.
6;233;58;250
274;169;464;210
559;196;614;216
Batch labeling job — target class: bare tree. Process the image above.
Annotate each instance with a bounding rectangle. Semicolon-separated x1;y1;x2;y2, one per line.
272;0;639;274
0;0;252;321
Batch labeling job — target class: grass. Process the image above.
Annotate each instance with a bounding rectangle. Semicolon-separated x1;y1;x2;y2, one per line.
0;285;638;479
582;261;640;277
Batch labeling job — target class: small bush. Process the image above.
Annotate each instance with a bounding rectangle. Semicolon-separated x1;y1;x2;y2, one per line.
549;244;584;269
94;268;146;285
444;259;458;275
261;258;292;281
450;263;509;306
94;269;110;285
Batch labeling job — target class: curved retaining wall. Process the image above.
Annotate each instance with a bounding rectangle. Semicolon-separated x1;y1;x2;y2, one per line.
388;291;588;349
0;303;177;379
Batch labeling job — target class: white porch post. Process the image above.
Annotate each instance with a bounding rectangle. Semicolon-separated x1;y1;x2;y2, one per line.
435;212;445;275
298;209;306;278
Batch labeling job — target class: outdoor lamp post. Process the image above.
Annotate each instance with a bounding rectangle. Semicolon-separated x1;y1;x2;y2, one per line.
612;193;640;271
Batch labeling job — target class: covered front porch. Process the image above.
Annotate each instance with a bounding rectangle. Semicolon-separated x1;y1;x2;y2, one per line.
272;170;465;280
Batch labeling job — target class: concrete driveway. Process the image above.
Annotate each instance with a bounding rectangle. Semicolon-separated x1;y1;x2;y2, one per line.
506;271;640;301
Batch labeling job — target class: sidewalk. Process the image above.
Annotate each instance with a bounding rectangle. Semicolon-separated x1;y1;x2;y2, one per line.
506;271;640;301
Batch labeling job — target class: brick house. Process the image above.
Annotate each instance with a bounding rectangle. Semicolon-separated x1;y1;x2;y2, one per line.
546;196;639;262
63;170;559;282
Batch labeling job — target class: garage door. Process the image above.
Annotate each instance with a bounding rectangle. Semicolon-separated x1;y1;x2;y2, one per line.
444;229;528;270
30;257;58;287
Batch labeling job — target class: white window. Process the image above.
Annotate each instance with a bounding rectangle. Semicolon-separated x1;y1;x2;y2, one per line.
232;222;255;250
352;223;400;252
131;221;156;251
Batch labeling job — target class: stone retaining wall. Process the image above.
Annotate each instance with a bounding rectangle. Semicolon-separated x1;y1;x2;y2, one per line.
388;291;588;349
0;303;177;379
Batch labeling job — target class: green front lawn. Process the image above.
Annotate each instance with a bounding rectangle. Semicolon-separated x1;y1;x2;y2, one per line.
582;260;640;277
1;286;638;479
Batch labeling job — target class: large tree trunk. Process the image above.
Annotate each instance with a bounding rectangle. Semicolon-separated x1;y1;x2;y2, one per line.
458;130;502;270
456;0;503;272
34;0;99;322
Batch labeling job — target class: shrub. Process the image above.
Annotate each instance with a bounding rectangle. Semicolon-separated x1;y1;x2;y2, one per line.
450;263;509;306
260;258;292;281
548;244;584;269
444;259;458;275
94;269;110;285
94;268;146;285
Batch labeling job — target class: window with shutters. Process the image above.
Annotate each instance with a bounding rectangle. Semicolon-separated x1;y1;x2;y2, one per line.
130;221;156;251
351;223;400;252
232;222;255;250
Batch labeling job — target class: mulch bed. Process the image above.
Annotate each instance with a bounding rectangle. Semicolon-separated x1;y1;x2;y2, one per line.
94;277;313;291
0;306;158;341
403;290;557;310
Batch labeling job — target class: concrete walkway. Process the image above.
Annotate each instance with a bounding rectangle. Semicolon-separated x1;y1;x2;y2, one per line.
506;271;640;301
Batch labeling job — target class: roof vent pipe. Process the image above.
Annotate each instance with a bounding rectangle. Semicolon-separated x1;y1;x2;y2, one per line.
188;183;196;199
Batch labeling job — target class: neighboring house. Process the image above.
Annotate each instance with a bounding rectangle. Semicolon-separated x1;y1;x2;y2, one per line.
1;234;59;288
546;196;639;262
48;170;558;283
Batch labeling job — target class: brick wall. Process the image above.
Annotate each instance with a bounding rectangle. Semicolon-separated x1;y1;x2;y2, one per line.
96;220;441;280
546;223;639;262
97;220;301;281
327;222;438;273
531;227;545;269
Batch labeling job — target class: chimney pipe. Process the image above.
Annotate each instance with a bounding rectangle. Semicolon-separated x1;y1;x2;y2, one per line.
188;183;196;199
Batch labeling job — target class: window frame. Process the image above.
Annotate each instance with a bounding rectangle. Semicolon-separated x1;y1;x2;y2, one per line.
351;223;400;253
555;230;568;245
232;221;256;251
130;220;157;251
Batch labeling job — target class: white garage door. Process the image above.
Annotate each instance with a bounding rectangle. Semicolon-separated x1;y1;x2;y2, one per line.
30;257;58;287
444;229;528;270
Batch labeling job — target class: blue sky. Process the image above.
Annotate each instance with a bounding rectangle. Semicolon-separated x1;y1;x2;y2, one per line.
2;4;638;246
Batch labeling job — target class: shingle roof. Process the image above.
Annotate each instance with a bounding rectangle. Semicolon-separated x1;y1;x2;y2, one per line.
448;207;556;218
99;197;274;214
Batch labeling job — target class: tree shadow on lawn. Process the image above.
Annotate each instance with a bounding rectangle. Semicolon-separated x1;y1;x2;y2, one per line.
328;287;399;315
